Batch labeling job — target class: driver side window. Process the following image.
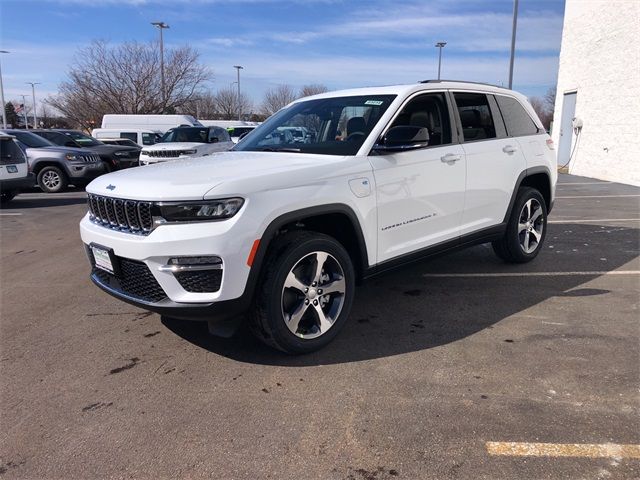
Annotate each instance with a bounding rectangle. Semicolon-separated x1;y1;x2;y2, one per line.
389;92;452;147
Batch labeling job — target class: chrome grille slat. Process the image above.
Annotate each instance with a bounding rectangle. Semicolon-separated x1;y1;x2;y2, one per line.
88;195;153;235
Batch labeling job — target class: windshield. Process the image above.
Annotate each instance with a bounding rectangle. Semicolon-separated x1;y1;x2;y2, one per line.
12;131;55;148
63;131;102;146
161;127;210;143
234;95;396;156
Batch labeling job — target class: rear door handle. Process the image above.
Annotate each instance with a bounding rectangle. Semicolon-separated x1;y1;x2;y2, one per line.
503;145;518;154
440;153;462;163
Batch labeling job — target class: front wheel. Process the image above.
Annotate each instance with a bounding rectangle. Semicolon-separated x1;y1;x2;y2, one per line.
250;231;355;354
37;166;68;193
492;186;548;263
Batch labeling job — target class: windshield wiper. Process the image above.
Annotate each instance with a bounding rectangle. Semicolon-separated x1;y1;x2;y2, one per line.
257;147;302;153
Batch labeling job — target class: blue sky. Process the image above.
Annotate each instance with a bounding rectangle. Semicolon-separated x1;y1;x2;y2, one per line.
1;0;565;111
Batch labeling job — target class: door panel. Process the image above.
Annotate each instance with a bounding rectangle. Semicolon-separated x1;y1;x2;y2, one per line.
370;144;466;262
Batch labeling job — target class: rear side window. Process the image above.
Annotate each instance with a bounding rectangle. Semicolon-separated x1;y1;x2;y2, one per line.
120;132;137;142
453;93;497;142
495;95;540;136
0;139;26;165
212;127;230;142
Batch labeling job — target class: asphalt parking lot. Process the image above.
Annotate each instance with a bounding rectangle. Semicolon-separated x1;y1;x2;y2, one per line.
1;173;638;480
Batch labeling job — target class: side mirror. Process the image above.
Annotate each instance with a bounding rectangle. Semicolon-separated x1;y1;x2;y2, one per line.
373;126;430;152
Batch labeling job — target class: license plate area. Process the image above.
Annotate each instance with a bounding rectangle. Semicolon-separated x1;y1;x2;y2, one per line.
90;243;118;275
6;165;18;173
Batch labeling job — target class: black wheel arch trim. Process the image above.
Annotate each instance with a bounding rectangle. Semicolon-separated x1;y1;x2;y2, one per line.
502;166;553;224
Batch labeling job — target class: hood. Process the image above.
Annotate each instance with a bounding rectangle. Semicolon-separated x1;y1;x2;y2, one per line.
28;145;87;154
86;150;364;201
84;144;139;155
142;142;205;151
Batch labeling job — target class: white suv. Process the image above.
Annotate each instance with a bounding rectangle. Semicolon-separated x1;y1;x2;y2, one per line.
139;126;234;165
80;81;556;354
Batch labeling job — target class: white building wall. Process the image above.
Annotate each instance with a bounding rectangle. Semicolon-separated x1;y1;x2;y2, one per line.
552;0;640;186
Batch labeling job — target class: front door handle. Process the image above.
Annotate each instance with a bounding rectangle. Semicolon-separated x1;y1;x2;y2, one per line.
503;145;518;154
441;153;462;164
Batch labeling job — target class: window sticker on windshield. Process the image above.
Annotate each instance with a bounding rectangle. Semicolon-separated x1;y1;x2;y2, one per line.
364;100;384;106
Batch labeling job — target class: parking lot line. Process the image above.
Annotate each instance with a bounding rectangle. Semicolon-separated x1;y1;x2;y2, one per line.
557;182;613;185
0;213;23;216
548;218;640;223
423;271;640;278
556;195;640;199
486;442;640;459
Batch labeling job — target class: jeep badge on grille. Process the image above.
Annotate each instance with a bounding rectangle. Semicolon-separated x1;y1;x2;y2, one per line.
106;184;116;191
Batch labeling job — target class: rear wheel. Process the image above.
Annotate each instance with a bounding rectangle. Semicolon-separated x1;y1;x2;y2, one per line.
249;231;355;354
492;186;547;263
37;166;68;193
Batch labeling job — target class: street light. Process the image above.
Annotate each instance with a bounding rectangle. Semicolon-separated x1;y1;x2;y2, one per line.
233;65;243;121
20;94;29;129
26;82;41;128
0;50;8;128
151;21;170;110
508;0;519;89
435;42;446;80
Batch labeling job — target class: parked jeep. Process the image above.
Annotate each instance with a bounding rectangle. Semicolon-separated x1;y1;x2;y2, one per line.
80;81;556;354
1;130;104;193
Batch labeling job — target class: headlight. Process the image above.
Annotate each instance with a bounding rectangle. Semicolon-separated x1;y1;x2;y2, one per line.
181;149;197;155
114;151;130;157
65;153;79;161
158;198;244;222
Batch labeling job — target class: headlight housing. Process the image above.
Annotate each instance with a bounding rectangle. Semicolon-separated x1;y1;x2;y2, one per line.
157;198;244;222
113;151;130;157
181;149;197;155
65;153;79;161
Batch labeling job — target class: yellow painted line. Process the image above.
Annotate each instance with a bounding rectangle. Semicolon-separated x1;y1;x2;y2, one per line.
486;442;640;458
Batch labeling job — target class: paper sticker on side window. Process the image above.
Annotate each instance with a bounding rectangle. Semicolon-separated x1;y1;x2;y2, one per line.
364;100;384;106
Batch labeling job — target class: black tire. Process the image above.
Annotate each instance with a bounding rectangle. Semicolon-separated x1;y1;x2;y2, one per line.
249;231;356;354
0;190;18;205
492;186;548;263
37;166;68;193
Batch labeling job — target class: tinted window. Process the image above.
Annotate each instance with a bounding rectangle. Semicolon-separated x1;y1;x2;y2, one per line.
63;131;102;146
39;131;79;147
495;95;539;136
213;127;231;142
162;127;209;143
453;93;496;142
13;131;54;148
389;92;452;146
141;133;156;145
120;132;137;142
229;127;254;137
0;139;26;165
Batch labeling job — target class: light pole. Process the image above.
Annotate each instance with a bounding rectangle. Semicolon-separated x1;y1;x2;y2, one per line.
435;42;446;80
151;21;170;110
20;94;29;129
0;50;8;128
26;82;41;128
233;65;243;121
508;0;519;89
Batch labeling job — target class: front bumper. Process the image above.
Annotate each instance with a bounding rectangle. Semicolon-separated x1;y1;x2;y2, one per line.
80;212;255;308
67;161;105;179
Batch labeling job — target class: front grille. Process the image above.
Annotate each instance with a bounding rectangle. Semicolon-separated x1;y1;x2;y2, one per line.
174;270;222;293
88;249;167;303
146;150;183;158
81;154;100;163
87;194;153;234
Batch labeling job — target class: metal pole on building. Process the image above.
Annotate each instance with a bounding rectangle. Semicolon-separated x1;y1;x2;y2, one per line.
20;94;29;129
508;0;519;89
26;82;41;128
151;22;170;110
435;42;446;80
233;65;243;121
0;50;8;129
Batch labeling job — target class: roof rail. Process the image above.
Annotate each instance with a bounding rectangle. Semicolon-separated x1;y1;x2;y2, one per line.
419;79;505;88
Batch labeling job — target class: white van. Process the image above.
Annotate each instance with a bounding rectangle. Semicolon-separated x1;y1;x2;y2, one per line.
92;128;162;147
100;114;203;133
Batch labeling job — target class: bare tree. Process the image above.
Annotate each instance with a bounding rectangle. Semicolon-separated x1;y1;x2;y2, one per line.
180;91;218;119
544;87;556;112
262;84;297;116
47;40;212;129
299;84;329;98
211;87;253;120
529;96;552;131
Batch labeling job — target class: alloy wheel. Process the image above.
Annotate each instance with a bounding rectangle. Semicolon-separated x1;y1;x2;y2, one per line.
281;251;346;339
518;198;544;254
42;171;61;189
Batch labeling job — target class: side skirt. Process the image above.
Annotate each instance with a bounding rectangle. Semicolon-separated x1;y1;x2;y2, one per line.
363;224;506;280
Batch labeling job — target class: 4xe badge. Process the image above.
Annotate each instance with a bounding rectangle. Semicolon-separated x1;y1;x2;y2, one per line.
106;184;116;191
